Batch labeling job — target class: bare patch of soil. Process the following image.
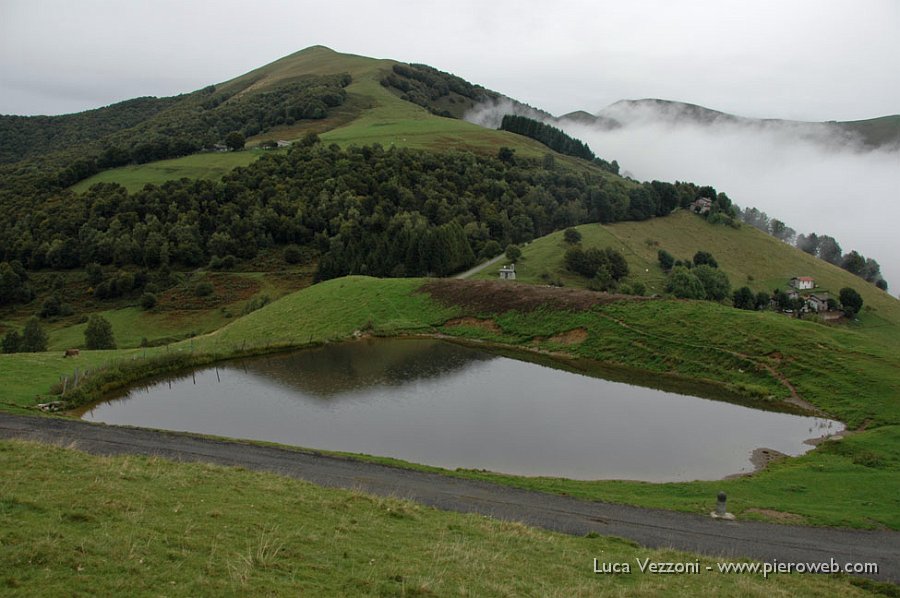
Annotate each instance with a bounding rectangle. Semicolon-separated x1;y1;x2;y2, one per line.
420;279;647;314
158;273;261;311
547;328;589;345
745;508;807;525
751;447;788;470
443;317;502;334
725;447;789;480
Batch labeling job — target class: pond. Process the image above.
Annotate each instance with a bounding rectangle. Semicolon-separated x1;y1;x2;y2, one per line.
78;338;842;481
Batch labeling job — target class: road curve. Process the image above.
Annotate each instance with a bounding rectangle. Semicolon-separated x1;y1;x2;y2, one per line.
1;412;897;582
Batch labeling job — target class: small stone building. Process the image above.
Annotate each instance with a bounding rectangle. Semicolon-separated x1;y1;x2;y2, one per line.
790;276;815;290
499;264;516;280
806;293;830;313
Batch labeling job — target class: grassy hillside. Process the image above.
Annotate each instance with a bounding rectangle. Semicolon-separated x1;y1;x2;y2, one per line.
1;440;873;597
71;46;608;192
69;149;266;193
475;210;900;340
221;46;554;156
3;276;898;528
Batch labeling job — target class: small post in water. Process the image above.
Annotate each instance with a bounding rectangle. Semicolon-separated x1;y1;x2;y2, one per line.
711;491;735;520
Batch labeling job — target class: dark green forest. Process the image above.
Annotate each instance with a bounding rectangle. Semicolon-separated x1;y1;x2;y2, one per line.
380;63;499;118
0;74;351;187
499;114;619;174
0;140;727;307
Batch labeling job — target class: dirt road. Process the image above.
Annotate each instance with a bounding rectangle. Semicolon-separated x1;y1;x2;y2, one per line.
1;412;897;582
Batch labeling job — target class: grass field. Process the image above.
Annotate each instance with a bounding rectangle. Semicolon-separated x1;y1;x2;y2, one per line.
3;276;898;529
2;440;876;597
70;150;266;193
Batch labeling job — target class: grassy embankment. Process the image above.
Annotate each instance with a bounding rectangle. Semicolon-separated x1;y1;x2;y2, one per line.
2;276;898;530
2;440;879;597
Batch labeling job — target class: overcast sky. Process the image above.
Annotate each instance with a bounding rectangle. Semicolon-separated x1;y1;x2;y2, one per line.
1;0;898;121
2;0;898;286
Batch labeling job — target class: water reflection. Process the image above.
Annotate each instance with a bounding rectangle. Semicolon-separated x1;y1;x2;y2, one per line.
238;338;494;399
80;338;843;482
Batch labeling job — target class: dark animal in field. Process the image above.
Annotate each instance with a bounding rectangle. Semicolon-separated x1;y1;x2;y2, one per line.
64;349;80;358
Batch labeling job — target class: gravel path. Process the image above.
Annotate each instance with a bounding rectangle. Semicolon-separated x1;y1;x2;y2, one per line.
454;254;505;279
1;412;897;582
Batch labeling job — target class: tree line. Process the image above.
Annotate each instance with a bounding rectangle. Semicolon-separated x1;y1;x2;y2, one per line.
1;143;751;305
659;248;865;317
0;141;647;304
499;114;619;174
380;63;499;119
738;206;888;290
1;74;351;189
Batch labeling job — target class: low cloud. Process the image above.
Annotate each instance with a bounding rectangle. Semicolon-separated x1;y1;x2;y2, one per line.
464;98;552;129
467;100;900;290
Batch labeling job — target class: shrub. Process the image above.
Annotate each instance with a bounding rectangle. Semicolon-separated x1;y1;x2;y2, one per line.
140;292;157;310
693;251;718;268
2;330;21;353
84;315;116;350
693;264;730;301
209;255;237;270
20;317;48;352
563;228;582;244
565;246;628;281
39;295;62;318
505;245;522;262
733;286;756;310
479;240;501;259
194;281;214;297
839;287;863;316
283;245;303;264
85;263;104;286
657;249;674;271
241;294;271;315
666;266;706;299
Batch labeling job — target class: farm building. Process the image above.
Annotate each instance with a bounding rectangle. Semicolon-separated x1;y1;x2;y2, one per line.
690;198;712;215
790;276;815;290
806;293;830;313
499;264;516;280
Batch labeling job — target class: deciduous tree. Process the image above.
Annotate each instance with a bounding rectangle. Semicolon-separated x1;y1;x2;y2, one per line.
84;315;116;350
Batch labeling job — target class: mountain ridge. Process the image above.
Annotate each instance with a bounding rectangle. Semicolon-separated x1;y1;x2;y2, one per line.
561;98;900;150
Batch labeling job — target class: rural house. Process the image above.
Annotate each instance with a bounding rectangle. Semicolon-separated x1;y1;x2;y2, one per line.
806;293;830;313
690;198;712;215
790;276;815;290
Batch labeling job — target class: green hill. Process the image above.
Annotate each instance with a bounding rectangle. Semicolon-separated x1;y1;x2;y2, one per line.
475;210;900;340
581;99;900;150
64;46;587;192
2;45;899;596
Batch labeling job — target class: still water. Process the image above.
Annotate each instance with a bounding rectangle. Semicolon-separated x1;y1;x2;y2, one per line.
80;338;841;481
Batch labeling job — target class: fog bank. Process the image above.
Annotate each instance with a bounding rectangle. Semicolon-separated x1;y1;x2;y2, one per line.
507;102;899;291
